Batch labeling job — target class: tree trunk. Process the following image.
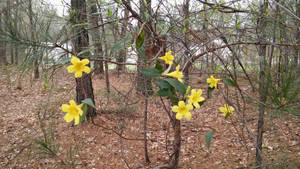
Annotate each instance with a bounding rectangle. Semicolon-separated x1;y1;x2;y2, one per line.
169;119;181;169
255;0;268;167
14;0;19;65
71;0;96;119
183;0;190;85
0;11;7;65
88;0;104;75
28;0;39;79
117;9;129;76
95;0;110;92
295;0;300;66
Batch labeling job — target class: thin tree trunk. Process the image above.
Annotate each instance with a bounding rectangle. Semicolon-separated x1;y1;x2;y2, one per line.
28;0;39;79
14;0;19;65
183;0;190;85
95;0;110;93
143;98;150;164
7;0;14;65
169;119;181;169
71;0;96;119
117;9;129;76
295;0;300;66
256;0;268;167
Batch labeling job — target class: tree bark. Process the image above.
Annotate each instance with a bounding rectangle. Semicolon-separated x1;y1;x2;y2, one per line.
0;8;7;65
169;119;181;169
117;9;129;76
183;0;190;85
295;0;300;66
255;0;268;167
14;0;19;65
95;0;110;93
71;0;96;119
28;0;39;79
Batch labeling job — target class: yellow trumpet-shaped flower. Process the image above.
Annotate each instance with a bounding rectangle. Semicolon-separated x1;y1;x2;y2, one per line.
219;104;234;118
172;101;193;120
187;89;205;109
166;65;183;82
67;56;91;78
159;50;174;65
206;75;221;88
61;100;83;125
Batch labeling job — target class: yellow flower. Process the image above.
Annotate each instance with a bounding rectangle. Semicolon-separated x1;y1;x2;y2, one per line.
172;101;193;120
61;100;83;125
219;104;234;118
159;50;174;65
166;65;183;82
67;56;91;78
187;89;205;109
206;75;221;88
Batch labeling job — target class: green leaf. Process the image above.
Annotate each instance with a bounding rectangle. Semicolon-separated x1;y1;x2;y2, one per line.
157;88;171;97
155;79;171;89
110;36;132;52
223;78;238;87
164;78;186;95
81;98;95;108
80;104;88;122
141;68;161;78
107;8;112;17
136;30;144;48
155;61;163;72
205;130;214;151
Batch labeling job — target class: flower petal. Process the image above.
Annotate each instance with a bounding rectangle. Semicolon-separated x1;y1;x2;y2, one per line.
178;101;185;107
184;112;192;120
166;72;176;78
83;66;91;74
69;100;76;106
194;102;200;109
176;113;183;120
81;59;89;65
71;56;80;64
67;65;75;73
172;106;179;113
158;56;165;61
78;107;83;116
219;107;225;113
197;89;203;95
178;77;183;83
74;116;80;125
229;106;234;112
75;71;83;78
223;111;227;117
61;104;70;112
64;113;73;123
187;104;194;110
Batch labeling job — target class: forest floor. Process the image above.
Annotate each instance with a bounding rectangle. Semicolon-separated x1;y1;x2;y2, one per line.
0;66;299;169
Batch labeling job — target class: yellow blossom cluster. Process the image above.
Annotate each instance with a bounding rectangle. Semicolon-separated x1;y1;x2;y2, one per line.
159;50;232;120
